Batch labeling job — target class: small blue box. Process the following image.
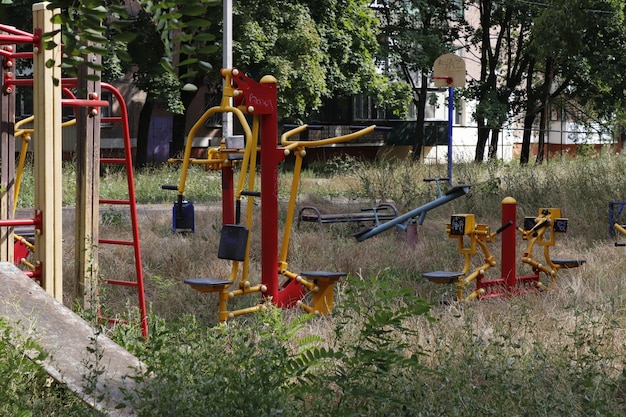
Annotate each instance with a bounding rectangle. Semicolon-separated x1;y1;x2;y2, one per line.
173;200;195;233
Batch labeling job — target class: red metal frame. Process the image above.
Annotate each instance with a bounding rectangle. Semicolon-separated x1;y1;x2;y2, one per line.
222;71;306;308
99;82;148;338
475;198;540;298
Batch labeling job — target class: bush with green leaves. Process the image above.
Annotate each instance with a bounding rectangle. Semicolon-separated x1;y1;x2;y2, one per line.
0;318;102;416
296;273;435;416
116;271;434;416
122;310;312;416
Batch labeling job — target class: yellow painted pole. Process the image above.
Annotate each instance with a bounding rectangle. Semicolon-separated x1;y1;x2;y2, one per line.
279;148;304;264
33;2;63;301
13;116;35;213
239;116;260;288
173;106;251;196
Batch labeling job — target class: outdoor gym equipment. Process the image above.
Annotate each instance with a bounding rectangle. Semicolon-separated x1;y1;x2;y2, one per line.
354;178;471;242
608;202;626;248
164;68;379;321
297;202;398;229
424;197;585;301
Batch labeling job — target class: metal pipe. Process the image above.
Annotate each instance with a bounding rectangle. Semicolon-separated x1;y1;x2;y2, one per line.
355;184;470;242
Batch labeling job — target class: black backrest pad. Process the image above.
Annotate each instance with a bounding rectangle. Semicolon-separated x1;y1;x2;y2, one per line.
218;224;249;261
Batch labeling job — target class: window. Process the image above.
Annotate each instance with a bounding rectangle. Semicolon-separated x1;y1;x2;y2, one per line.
352;94;386;121
454;99;464;125
452;0;465;19
203;93;223;128
425;93;437;119
369;0;387;8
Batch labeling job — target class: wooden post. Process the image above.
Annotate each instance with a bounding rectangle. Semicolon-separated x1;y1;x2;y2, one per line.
0;44;15;262
33;2;63;302
74;50;101;308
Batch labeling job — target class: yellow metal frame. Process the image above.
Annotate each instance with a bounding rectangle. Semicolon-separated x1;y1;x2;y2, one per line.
444;214;498;302
173;69;377;319
614;223;626;239
169;71;266;320
279;124;376;314
432;206;580;301
518;208;564;290
299;277;339;316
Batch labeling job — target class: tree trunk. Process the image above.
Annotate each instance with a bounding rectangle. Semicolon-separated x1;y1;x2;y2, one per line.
475;119;489;162
520;111;535;165
488;128;500;160
535;58;554;164
170;78;201;158
520;58;536;165
536;107;546;164
135;93;154;168
411;73;428;162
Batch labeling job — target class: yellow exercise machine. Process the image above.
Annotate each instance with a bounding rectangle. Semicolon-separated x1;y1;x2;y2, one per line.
424;197;585;302
165;68;378;321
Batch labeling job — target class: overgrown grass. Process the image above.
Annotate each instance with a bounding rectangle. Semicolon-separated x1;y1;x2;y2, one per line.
8;154;626;415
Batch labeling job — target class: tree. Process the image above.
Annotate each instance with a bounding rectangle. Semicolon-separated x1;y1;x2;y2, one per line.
518;0;626;164
463;0;533;162
230;0;398;123
0;1;417;162
1;0;221;166
464;0;626;164
375;0;464;160
121;0;220;165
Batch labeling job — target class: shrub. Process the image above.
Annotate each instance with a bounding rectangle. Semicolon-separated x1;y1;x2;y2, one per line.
0;318;102;416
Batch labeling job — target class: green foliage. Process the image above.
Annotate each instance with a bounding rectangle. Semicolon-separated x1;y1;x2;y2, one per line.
123;310;312;416
100;207;125;227
349;157;439;211
378;0;462;73
234;1;326;120
0;318;102;416
113;272;434;416
410;301;626;416
464;0;626;162
2;0;221;113
234;0;384;121
349;153;626;241
300;273;435;416
529;0;626;120
374;0;464;141
9;157;626;415
78;267;626;415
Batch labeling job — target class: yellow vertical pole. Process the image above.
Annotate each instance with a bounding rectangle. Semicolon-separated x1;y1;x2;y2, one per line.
33;2;63;302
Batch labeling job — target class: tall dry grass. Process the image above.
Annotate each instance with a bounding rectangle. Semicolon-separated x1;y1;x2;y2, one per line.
65;153;626;321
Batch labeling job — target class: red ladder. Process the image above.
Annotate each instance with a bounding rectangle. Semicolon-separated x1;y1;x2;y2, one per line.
98;82;148;338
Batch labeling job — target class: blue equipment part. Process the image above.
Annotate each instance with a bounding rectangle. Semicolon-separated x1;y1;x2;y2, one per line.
354;184;471;242
172;199;195;233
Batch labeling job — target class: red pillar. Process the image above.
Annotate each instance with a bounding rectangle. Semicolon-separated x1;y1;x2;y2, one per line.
233;70;296;305
256;76;283;301
501;197;517;291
